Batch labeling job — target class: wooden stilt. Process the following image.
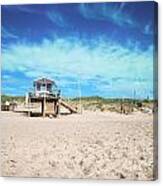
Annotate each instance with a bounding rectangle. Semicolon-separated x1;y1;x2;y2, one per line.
57;102;60;116
54;101;58;117
28;97;31;117
42;96;46;118
28;111;31;117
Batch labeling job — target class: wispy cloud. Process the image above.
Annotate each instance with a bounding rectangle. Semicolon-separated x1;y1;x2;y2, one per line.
3;5;41;14
16;5;36;13
79;3;135;27
2;27;18;39
143;23;153;35
46;11;68;28
2;36;154;98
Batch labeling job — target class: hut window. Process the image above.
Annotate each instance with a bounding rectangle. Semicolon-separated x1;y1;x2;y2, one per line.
47;84;52;92
37;84;41;91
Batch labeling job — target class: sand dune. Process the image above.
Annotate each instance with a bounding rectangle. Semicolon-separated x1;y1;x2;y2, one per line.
0;111;155;180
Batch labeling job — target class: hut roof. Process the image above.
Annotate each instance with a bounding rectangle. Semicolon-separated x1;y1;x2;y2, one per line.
34;78;56;85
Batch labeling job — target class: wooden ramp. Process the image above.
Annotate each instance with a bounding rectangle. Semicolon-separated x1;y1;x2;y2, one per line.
60;99;78;113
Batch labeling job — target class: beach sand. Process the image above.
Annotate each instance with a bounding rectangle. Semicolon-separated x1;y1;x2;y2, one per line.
0;111;155;180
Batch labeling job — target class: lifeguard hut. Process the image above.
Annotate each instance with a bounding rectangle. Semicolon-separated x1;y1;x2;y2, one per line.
28;78;77;117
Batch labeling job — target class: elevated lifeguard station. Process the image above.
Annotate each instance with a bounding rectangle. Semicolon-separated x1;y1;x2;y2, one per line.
28;78;77;117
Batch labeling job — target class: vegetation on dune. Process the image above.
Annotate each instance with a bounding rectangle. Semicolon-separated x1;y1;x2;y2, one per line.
70;96;156;113
1;94;156;113
1;95;25;104
71;96;154;104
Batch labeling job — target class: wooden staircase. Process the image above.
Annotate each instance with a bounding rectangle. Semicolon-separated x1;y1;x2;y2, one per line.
60;99;78;113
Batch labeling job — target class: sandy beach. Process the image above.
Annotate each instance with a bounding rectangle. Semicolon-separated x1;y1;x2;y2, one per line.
0;111;155;180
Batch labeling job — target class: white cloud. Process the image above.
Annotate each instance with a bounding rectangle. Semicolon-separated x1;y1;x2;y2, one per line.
79;3;135;27
2;36;154;98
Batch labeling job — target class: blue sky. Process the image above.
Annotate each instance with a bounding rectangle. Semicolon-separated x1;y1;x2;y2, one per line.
1;2;157;98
